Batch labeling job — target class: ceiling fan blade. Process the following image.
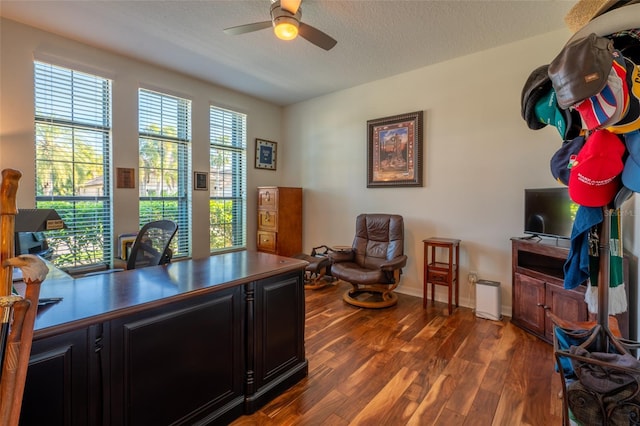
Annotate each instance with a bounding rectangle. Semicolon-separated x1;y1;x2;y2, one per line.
298;22;337;51
280;0;302;14
223;21;272;36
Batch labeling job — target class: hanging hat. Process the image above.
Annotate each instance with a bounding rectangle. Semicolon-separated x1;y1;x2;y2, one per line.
567;3;640;45
573;51;629;130
609;29;640;61
564;0;636;33
568;129;625;207
521;65;552;130
549;33;615;109
520;65;582;139
565;109;585;141
622;130;640;192
533;89;581;139
550;135;587;185
608;57;640;134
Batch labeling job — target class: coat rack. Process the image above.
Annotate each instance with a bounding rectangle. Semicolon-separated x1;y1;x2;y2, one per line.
593;187;635;354
553;187;640;426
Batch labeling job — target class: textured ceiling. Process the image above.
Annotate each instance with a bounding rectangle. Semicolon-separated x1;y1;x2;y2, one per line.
0;0;576;106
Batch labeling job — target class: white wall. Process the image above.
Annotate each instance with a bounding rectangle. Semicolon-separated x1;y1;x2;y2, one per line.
2;18;638;324
0;18;288;260
284;29;638;319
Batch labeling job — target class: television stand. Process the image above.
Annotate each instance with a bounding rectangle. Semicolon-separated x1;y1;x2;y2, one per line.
511;237;628;343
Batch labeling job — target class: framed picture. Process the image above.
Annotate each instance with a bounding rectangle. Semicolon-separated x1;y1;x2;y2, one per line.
194;171;209;191
116;168;135;189
255;138;277;170
367;111;424;188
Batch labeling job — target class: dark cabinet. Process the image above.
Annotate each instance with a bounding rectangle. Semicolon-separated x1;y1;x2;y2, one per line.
20;326;100;425
109;286;245;425
512;238;589;343
513;271;588;342
20;260;307;426
513;272;547;337
544;279;591;342
245;272;307;413
511;238;628;343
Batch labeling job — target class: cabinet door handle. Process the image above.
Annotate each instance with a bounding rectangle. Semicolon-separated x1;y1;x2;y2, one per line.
266;191;271;201
536;303;551;310
265;211;271;222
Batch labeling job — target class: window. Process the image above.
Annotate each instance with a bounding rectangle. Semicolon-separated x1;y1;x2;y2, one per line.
209;106;246;251
34;61;112;270
138;89;191;258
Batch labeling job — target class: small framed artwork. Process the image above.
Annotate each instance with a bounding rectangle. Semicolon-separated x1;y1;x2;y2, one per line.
194;171;209;191
255;138;277;170
367;110;424;188
116;168;135;189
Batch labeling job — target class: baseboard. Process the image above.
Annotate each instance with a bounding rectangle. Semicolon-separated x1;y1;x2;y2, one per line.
395;287;512;317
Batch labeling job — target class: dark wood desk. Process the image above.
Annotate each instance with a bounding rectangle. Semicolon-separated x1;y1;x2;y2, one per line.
20;251;308;425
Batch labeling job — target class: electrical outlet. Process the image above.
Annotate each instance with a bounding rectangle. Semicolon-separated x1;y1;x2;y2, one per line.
468;272;478;284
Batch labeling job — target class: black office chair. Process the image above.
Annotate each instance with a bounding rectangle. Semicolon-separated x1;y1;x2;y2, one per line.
126;220;178;270
84;220;178;276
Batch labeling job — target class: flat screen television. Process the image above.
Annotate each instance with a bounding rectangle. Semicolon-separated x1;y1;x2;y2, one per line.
524;187;578;239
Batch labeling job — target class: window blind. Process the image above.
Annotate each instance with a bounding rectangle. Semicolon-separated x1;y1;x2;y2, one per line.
34;61;112;269
209;106;246;251
138;89;191;258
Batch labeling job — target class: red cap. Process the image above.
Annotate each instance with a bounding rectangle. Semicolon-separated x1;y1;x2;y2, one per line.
568;129;625;207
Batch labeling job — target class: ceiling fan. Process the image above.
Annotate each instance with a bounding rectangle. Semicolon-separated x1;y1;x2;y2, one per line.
223;0;337;51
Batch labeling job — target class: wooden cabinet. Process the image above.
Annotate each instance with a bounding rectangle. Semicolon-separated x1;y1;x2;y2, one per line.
245;271;307;413
513;271;589;342
513;272;547;337
21;291;246;426
257;187;302;257
108;286;245;425
511;238;628;343
19;253;308;425
512;238;590;343
20;327;97;425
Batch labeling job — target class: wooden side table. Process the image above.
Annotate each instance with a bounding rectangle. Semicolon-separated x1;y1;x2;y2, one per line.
423;238;460;314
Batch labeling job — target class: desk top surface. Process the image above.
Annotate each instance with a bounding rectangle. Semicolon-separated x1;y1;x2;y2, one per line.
24;251;306;338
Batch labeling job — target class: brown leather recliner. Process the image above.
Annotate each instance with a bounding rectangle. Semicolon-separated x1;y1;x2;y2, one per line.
329;214;407;308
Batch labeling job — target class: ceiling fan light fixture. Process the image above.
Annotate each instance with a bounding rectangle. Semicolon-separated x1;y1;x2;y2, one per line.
226;0;336;50
273;16;299;40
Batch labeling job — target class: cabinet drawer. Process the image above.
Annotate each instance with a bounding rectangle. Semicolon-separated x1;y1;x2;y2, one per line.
257;231;277;252
258;188;278;210
258;210;277;231
427;270;449;284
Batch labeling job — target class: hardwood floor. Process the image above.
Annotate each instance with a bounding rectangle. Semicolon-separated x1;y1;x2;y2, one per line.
230;280;563;425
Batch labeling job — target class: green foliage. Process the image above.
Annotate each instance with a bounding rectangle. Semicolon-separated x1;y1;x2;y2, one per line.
210;199;234;249
36;200;108;268
35;123;107;197
35;121;111;269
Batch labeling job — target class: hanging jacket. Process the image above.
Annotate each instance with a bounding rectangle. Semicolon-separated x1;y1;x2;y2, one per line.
564;206;603;289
